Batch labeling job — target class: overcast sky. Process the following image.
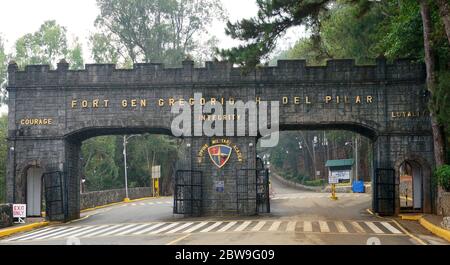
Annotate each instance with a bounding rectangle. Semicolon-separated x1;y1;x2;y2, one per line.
0;0;306;63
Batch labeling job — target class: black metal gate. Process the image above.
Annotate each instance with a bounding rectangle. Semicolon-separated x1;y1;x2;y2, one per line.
42;171;65;221
174;170;202;216
256;169;270;213
237;168;270;214
375;168;397;216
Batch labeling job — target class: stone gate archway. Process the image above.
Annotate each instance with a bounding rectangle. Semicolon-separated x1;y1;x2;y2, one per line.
5;58;435;221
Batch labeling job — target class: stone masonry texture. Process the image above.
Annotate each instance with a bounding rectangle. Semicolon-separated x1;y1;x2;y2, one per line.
6;58;435;221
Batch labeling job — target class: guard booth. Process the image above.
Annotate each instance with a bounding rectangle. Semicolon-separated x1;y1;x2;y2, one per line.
325;159;354;184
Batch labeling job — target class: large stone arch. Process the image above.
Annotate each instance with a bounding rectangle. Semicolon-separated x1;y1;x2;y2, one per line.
5;58;435;221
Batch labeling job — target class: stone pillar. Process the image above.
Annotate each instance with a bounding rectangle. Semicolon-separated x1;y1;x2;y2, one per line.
190;137;257;216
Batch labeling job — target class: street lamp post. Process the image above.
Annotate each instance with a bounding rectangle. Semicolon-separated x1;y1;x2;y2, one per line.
123;135;140;202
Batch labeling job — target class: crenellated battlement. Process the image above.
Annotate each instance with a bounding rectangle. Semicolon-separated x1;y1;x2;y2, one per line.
7;58;425;88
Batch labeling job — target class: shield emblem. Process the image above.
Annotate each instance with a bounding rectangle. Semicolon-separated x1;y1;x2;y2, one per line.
208;145;232;169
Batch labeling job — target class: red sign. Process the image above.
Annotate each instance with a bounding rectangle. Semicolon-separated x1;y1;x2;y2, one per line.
13;204;26;218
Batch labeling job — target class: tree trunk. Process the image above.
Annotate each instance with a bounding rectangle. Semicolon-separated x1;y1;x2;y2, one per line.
438;0;450;44
420;0;447;167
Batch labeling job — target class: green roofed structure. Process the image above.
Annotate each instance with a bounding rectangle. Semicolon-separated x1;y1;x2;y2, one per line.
326;159;355;184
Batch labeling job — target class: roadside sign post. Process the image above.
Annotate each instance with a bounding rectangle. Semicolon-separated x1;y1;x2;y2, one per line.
152;165;161;197
13;204;27;224
328;173;339;201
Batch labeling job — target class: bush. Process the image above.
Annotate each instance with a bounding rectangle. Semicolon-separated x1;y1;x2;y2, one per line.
436;165;450;192
304;179;325;187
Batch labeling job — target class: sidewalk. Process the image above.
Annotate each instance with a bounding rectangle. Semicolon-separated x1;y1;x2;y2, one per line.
400;213;450;242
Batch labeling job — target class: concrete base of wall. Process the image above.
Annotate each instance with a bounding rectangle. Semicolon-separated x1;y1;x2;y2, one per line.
80;187;153;210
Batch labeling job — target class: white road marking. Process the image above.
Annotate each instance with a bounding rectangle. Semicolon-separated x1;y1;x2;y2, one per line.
83;225;121;238
52;226;95;239
268;221;282;232
286;221;297;232
69;225;110;238
234;221;252;232
381;222;402;234
166;223;194;234
217;222;237;232
116;224;152;236
150;223;180;234
33;227;80;240
200;222;223;233
350;222;365;234
251;221;266;232
334;221;348;233
318;221;330;233
132;223;165;235
147;203;154;205
101;224;139;237
303;221;313;232
183;222;209;233
365;222;384;234
4;227;57;241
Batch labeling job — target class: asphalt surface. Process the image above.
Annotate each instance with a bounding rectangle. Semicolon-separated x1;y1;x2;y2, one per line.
0;175;447;245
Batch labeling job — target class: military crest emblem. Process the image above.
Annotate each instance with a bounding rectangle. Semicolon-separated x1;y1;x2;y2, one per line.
208;144;232;168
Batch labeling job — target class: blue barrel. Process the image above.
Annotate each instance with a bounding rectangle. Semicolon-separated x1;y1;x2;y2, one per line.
352;180;365;193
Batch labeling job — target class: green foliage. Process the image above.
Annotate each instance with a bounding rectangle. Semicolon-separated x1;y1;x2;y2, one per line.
13;20;84;69
81;136;121;191
66;38;85;70
0;36;7;104
0;115;7;202
14;21;68;68
92;0;226;66
435;165;450;192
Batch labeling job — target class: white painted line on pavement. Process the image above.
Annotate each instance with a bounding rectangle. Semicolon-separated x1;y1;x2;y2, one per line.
33;227;80;241
83;225;121;238
101;224;138;237
381;222;402;234
234;221;252;232
69;225;109;238
303;221;313;232
350;222;365;234
183;222;209;233
150;223;180;234
268;221;281;232
200;222;223;233
251;221;266;232
116;224;152;236
4;227;57;241
52;226;95;239
217;222;237;232
365;222;384;234
334;221;348;233
166;223;194;234
286;221;297;232
318;221;330;233
132;223;165;235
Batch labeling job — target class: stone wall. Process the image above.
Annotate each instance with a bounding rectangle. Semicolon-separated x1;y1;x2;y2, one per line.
80;187;153;210
0;204;13;229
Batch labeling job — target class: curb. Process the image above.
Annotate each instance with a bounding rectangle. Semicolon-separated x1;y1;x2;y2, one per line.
0;221;49;239
400;214;450;242
80;196;171;213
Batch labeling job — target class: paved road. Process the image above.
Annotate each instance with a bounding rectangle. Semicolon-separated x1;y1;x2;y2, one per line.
0;176;447;245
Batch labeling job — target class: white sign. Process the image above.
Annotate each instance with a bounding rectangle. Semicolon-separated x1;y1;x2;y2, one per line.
329;170;351;184
13;204;26;224
152;165;161;179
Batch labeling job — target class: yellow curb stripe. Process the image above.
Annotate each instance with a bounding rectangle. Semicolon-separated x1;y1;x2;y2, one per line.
80;196;169;213
419;217;450;243
0;221;50;239
399;214;423;221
